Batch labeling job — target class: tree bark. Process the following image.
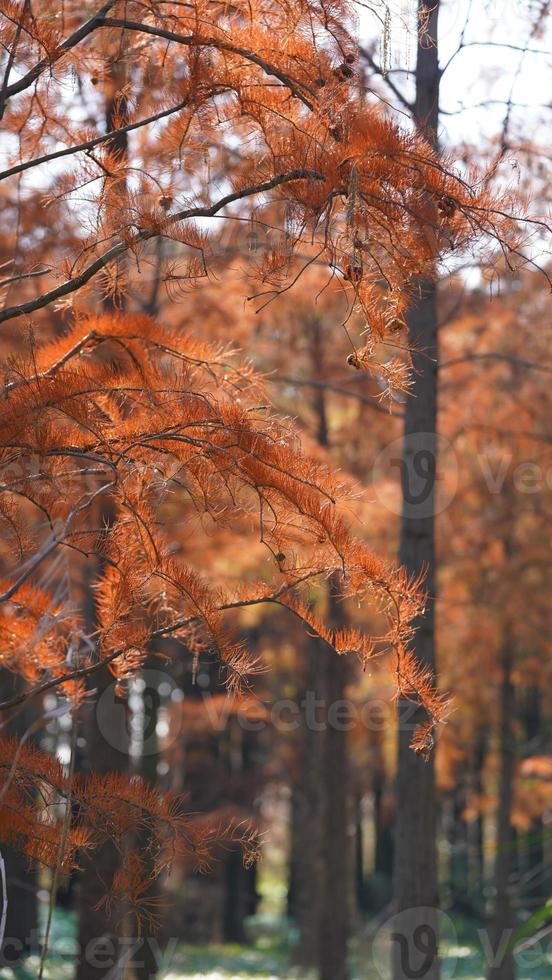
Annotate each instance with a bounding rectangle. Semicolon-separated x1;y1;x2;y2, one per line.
519;687;549;905
487;646;516;980
467;725;488;912
76;51;133;979
319;595;349;980
292;637;325;972
0;674;39;969
393;4;441;979
135;656;161;980
293;629;350;980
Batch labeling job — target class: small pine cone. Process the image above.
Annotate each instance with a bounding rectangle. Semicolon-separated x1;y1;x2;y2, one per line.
438;195;457;217
333;63;354;81
344;263;363;283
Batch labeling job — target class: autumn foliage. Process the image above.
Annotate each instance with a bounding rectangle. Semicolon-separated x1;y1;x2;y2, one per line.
0;0;527;926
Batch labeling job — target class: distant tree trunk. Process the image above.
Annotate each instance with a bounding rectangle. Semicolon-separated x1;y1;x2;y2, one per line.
222;721;260;944
292;638;324;971
487;646;516;980
292;635;349;980
309;339;349;980
75;666;130;980
0;674;39;969
222;851;251;943
368;736;394;912
446;780;470;915
519;686;549;904
319;595;349;980
76;54;131;980
393;4;441;979
354;789;368;914
135;656;161;980
465;725;488;916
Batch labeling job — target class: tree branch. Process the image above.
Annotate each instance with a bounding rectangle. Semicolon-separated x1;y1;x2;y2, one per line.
0;169;324;324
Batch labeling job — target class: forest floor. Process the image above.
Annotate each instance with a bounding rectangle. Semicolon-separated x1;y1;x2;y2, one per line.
6;907;552;980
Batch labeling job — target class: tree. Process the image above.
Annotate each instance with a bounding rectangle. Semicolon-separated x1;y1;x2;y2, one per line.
393;5;442;978
0;1;527;974
0;311;427;968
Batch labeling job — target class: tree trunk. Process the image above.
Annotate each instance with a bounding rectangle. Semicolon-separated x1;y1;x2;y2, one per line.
221;719;260;944
76;54;131;979
519;687;549;904
370;737;394;912
467;725;488;913
319;595;349;980
135;657;161;980
354;789;368;915
75;551;129;980
487;646;516;980
292;638;325;971
446;782;470;915
393;4;441;979
291;603;350;980
75;666;130;980
0;674;39;969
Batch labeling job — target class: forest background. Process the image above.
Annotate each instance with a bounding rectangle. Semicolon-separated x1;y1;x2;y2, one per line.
0;2;551;980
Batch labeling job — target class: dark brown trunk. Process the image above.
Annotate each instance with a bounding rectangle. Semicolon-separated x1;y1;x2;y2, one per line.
135;658;161;980
221;720;260;944
75;507;129;979
291;597;350;980
487;646;516;980
319;595;349;980
75;666;130;980
467;725;488;907
371;737;394;911
354;789;368;914
0;674;39;969
519;687;549;904
393;4;441;979
446;782;470;915
76;55;131;978
293;638;325;971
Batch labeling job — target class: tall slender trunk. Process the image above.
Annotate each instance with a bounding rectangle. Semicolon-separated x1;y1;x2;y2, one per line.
371;734;394;912
354;788;368;915
467;726;488;916
487;646;516;980
292;336;350;978
0;674;39;969
519;687;548;904
393;4;441;979
292;637;325;972
221;720;260;944
446;780;470;915
319;591;349;980
293;625;350;980
76;52;130;979
135;656;161;980
76;565;130;980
